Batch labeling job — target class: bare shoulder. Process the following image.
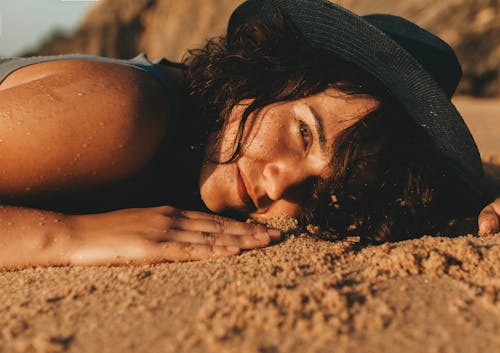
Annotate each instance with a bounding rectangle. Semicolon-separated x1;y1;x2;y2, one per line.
0;59;171;199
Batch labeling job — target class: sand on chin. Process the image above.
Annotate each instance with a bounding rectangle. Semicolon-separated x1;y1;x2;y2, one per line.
0;96;499;353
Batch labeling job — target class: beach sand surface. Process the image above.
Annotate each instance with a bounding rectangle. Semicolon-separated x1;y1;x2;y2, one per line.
0;96;499;353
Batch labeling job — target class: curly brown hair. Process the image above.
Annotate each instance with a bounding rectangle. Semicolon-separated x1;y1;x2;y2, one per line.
182;10;485;242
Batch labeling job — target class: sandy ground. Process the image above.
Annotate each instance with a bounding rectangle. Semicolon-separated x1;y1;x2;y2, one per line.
0;97;499;353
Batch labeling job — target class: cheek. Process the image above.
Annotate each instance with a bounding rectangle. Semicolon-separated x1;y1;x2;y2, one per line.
206;126;239;162
199;160;216;186
199;161;244;214
244;121;291;158
206;103;251;161
198;162;216;201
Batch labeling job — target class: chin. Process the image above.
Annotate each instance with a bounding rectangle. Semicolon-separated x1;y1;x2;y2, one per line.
199;190;222;213
199;174;223;213
199;186;235;215
248;205;302;223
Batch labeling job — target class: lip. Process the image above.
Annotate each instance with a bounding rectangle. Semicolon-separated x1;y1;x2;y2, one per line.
236;168;257;211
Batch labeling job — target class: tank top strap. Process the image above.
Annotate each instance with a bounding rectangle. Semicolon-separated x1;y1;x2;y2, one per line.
127;53;182;119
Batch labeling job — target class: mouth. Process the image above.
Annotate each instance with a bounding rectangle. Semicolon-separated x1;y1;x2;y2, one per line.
236;168;257;212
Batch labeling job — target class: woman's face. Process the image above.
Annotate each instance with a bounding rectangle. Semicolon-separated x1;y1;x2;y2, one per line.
199;87;379;221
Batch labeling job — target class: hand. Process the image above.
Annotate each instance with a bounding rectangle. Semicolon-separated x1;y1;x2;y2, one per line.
478;197;500;235
67;206;281;265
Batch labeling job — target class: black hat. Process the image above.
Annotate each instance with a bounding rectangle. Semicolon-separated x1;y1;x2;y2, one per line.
228;0;486;197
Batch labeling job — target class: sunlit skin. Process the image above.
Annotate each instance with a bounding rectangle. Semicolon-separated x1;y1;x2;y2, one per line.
0;59;497;268
200;89;380;221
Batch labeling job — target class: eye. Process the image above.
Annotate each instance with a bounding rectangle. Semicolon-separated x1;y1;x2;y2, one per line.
299;120;312;151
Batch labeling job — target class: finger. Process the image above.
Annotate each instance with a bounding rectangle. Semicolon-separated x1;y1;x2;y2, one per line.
160;230;270;249
70;240;239;265
173;209;219;220
148;242;240;262
116;205;178;216
152;205;179;215
177;209;253;223
478;205;500;236
174;215;282;242
171;216;267;235
163;209;282;241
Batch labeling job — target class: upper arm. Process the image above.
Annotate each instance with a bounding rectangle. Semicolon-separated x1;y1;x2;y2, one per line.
0;60;170;199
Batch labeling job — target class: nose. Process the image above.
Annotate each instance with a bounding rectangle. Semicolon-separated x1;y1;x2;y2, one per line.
262;161;313;201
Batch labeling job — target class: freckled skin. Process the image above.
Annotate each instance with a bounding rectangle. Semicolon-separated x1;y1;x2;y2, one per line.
0;60;497;267
199;89;380;220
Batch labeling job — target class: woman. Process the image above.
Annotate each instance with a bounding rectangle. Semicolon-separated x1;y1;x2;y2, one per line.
0;0;498;268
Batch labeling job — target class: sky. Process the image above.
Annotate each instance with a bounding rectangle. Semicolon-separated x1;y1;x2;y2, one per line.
0;0;96;57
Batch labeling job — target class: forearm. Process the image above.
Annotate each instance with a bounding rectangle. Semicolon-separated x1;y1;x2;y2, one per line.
0;204;279;268
0;205;75;269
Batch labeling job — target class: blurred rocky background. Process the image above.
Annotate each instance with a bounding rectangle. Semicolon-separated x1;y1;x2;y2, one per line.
22;0;500;97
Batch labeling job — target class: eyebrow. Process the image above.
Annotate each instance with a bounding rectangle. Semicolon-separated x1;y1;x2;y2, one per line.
306;105;327;153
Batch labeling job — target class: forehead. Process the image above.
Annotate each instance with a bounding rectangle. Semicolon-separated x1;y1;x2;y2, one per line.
302;87;380;125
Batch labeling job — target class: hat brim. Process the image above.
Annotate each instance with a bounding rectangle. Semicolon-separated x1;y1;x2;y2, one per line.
228;0;485;197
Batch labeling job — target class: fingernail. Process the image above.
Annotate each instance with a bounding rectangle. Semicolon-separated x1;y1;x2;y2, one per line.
226;246;240;253
267;229;282;237
254;233;269;241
